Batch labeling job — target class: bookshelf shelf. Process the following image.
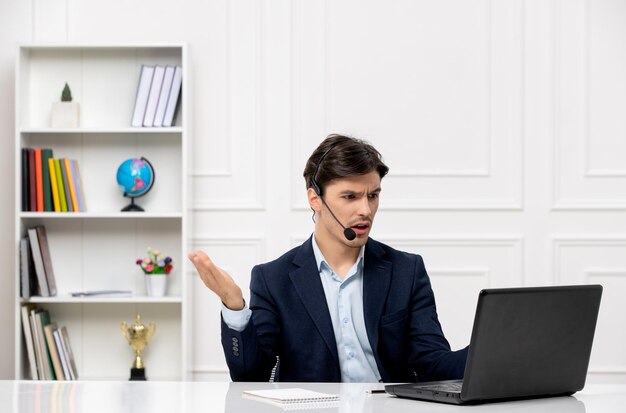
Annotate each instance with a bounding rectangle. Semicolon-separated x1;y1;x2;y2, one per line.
20;212;184;219
24;296;183;304
21;127;184;134
14;43;189;381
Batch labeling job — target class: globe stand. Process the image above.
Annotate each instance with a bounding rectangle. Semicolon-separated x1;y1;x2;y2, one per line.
121;197;145;212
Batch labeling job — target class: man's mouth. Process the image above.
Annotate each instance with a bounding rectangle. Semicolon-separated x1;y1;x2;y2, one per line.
350;222;371;235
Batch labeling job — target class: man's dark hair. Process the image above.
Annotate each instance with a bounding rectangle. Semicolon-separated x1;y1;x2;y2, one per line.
303;134;389;195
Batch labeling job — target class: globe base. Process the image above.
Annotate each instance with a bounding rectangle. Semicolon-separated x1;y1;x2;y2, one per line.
121;198;145;212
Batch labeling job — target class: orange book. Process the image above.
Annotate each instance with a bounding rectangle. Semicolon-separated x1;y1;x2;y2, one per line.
48;158;60;212
64;159;79;212
34;148;43;212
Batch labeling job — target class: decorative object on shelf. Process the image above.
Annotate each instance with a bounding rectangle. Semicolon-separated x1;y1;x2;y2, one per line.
116;157;155;212
137;247;173;297
51;82;80;127
121;314;156;381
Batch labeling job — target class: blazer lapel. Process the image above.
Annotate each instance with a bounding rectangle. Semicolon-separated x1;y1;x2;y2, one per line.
363;239;392;373
289;238;340;369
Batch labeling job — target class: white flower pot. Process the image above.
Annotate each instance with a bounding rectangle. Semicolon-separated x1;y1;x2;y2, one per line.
145;274;168;297
51;102;80;127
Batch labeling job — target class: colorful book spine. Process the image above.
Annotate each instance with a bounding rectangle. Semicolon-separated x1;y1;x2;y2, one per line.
48;158;60;212
69;160;85;212
28;149;36;211
64;159;79;212
34;148;43;212
41;149;54;212
21;148;29;211
60;159;74;212
53;159;68;212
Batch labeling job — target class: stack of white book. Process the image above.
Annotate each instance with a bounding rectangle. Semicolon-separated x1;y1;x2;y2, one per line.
131;64;182;127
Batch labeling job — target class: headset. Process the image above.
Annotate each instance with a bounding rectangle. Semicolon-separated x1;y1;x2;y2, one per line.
310;143;357;241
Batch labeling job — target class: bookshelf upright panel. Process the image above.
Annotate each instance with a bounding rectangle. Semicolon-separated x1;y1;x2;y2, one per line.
14;44;188;381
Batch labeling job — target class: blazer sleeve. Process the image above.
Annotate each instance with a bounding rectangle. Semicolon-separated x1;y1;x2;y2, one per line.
408;255;469;381
220;264;280;381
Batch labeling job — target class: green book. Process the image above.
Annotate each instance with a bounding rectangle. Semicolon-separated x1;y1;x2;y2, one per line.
54;159;68;212
41;149;54;212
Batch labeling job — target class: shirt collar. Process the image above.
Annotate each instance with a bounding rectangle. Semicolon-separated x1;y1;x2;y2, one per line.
311;234;365;274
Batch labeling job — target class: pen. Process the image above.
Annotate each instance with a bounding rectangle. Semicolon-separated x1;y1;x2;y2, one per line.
366;389;386;394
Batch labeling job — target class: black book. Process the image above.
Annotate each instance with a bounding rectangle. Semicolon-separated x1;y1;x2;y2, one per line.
21;148;29;211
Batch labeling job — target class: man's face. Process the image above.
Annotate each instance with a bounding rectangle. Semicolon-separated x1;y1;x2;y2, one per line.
312;171;381;248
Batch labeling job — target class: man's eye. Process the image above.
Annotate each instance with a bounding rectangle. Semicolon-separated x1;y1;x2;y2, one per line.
369;193;379;199
343;194;355;200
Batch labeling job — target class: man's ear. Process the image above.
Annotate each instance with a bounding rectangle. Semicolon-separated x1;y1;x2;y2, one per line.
307;187;321;212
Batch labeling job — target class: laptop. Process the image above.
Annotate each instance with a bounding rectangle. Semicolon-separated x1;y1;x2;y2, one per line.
385;284;603;405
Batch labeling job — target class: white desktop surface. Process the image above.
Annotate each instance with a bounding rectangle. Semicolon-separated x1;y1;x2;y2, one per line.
2;380;625;412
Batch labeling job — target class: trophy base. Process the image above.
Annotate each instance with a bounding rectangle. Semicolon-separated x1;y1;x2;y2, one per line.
129;367;147;381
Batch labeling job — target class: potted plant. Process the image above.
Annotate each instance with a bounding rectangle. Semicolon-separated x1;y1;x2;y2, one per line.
136;247;173;297
51;82;80;127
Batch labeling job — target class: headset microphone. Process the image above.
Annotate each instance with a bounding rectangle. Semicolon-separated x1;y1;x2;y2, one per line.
311;143;358;241
319;197;357;241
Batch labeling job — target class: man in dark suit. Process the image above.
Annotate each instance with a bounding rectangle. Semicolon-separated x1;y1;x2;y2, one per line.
188;134;468;382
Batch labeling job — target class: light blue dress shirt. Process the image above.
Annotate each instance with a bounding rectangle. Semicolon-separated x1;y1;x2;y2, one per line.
221;235;382;383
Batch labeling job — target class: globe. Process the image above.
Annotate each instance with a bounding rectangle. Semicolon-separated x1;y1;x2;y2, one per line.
116;157;155;212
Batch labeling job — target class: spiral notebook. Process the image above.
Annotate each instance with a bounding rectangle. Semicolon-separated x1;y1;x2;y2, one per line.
242;388;339;407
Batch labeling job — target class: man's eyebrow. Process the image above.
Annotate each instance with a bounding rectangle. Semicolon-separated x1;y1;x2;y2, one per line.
338;187;382;195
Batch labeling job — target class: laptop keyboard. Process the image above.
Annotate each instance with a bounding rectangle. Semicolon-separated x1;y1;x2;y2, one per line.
415;382;463;393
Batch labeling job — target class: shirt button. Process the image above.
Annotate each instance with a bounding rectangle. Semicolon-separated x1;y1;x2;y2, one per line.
348;351;355;359
342;317;349;324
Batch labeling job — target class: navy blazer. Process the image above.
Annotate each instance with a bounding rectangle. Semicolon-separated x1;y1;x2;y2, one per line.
221;237;468;382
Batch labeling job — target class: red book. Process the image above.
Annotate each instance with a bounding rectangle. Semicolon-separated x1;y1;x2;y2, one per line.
28;149;36;211
34;148;43;212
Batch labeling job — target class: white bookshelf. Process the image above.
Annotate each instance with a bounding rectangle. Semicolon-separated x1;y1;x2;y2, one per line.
14;44;189;381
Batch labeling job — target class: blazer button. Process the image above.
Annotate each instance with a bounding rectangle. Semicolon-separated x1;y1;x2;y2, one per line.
233;350;240;357
232;337;238;344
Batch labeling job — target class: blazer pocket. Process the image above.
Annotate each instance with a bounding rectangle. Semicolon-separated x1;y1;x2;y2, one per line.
381;309;408;326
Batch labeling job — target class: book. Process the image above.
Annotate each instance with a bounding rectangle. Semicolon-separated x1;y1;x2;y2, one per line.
153;65;175;126
131;64;155;127
59;326;78;380
20;304;39;380
53;329;71;380
60;159;74;212
34;148;43;212
162;65;182;127
53;159;68;212
242;388;340;404
48;158;60;212
21;148;29;211
69;290;132;297
35;226;57;296
143;65;166;126
27;227;49;296
64;159;79;212
152;65;176;127
41;149;54;211
44;323;65;380
29;308;44;379
34;310;56;380
28;148;36;211
69;160;86;212
20;237;36;298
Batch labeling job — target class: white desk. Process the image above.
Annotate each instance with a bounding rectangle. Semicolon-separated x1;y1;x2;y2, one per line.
2;381;625;412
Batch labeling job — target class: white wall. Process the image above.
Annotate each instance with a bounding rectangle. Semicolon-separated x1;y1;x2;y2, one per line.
1;0;625;383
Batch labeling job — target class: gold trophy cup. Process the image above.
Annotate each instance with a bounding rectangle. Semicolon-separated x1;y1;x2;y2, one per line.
121;314;156;381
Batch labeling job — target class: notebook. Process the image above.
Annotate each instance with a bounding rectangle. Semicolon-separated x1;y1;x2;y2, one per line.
385;284;603;405
242;388;339;410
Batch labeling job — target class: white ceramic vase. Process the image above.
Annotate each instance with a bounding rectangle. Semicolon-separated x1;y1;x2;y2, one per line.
145;274;168;297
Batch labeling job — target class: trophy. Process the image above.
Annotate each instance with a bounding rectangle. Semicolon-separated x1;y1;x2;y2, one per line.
121;314;156;381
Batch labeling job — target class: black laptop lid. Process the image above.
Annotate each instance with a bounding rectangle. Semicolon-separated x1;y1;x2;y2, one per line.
461;285;602;402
